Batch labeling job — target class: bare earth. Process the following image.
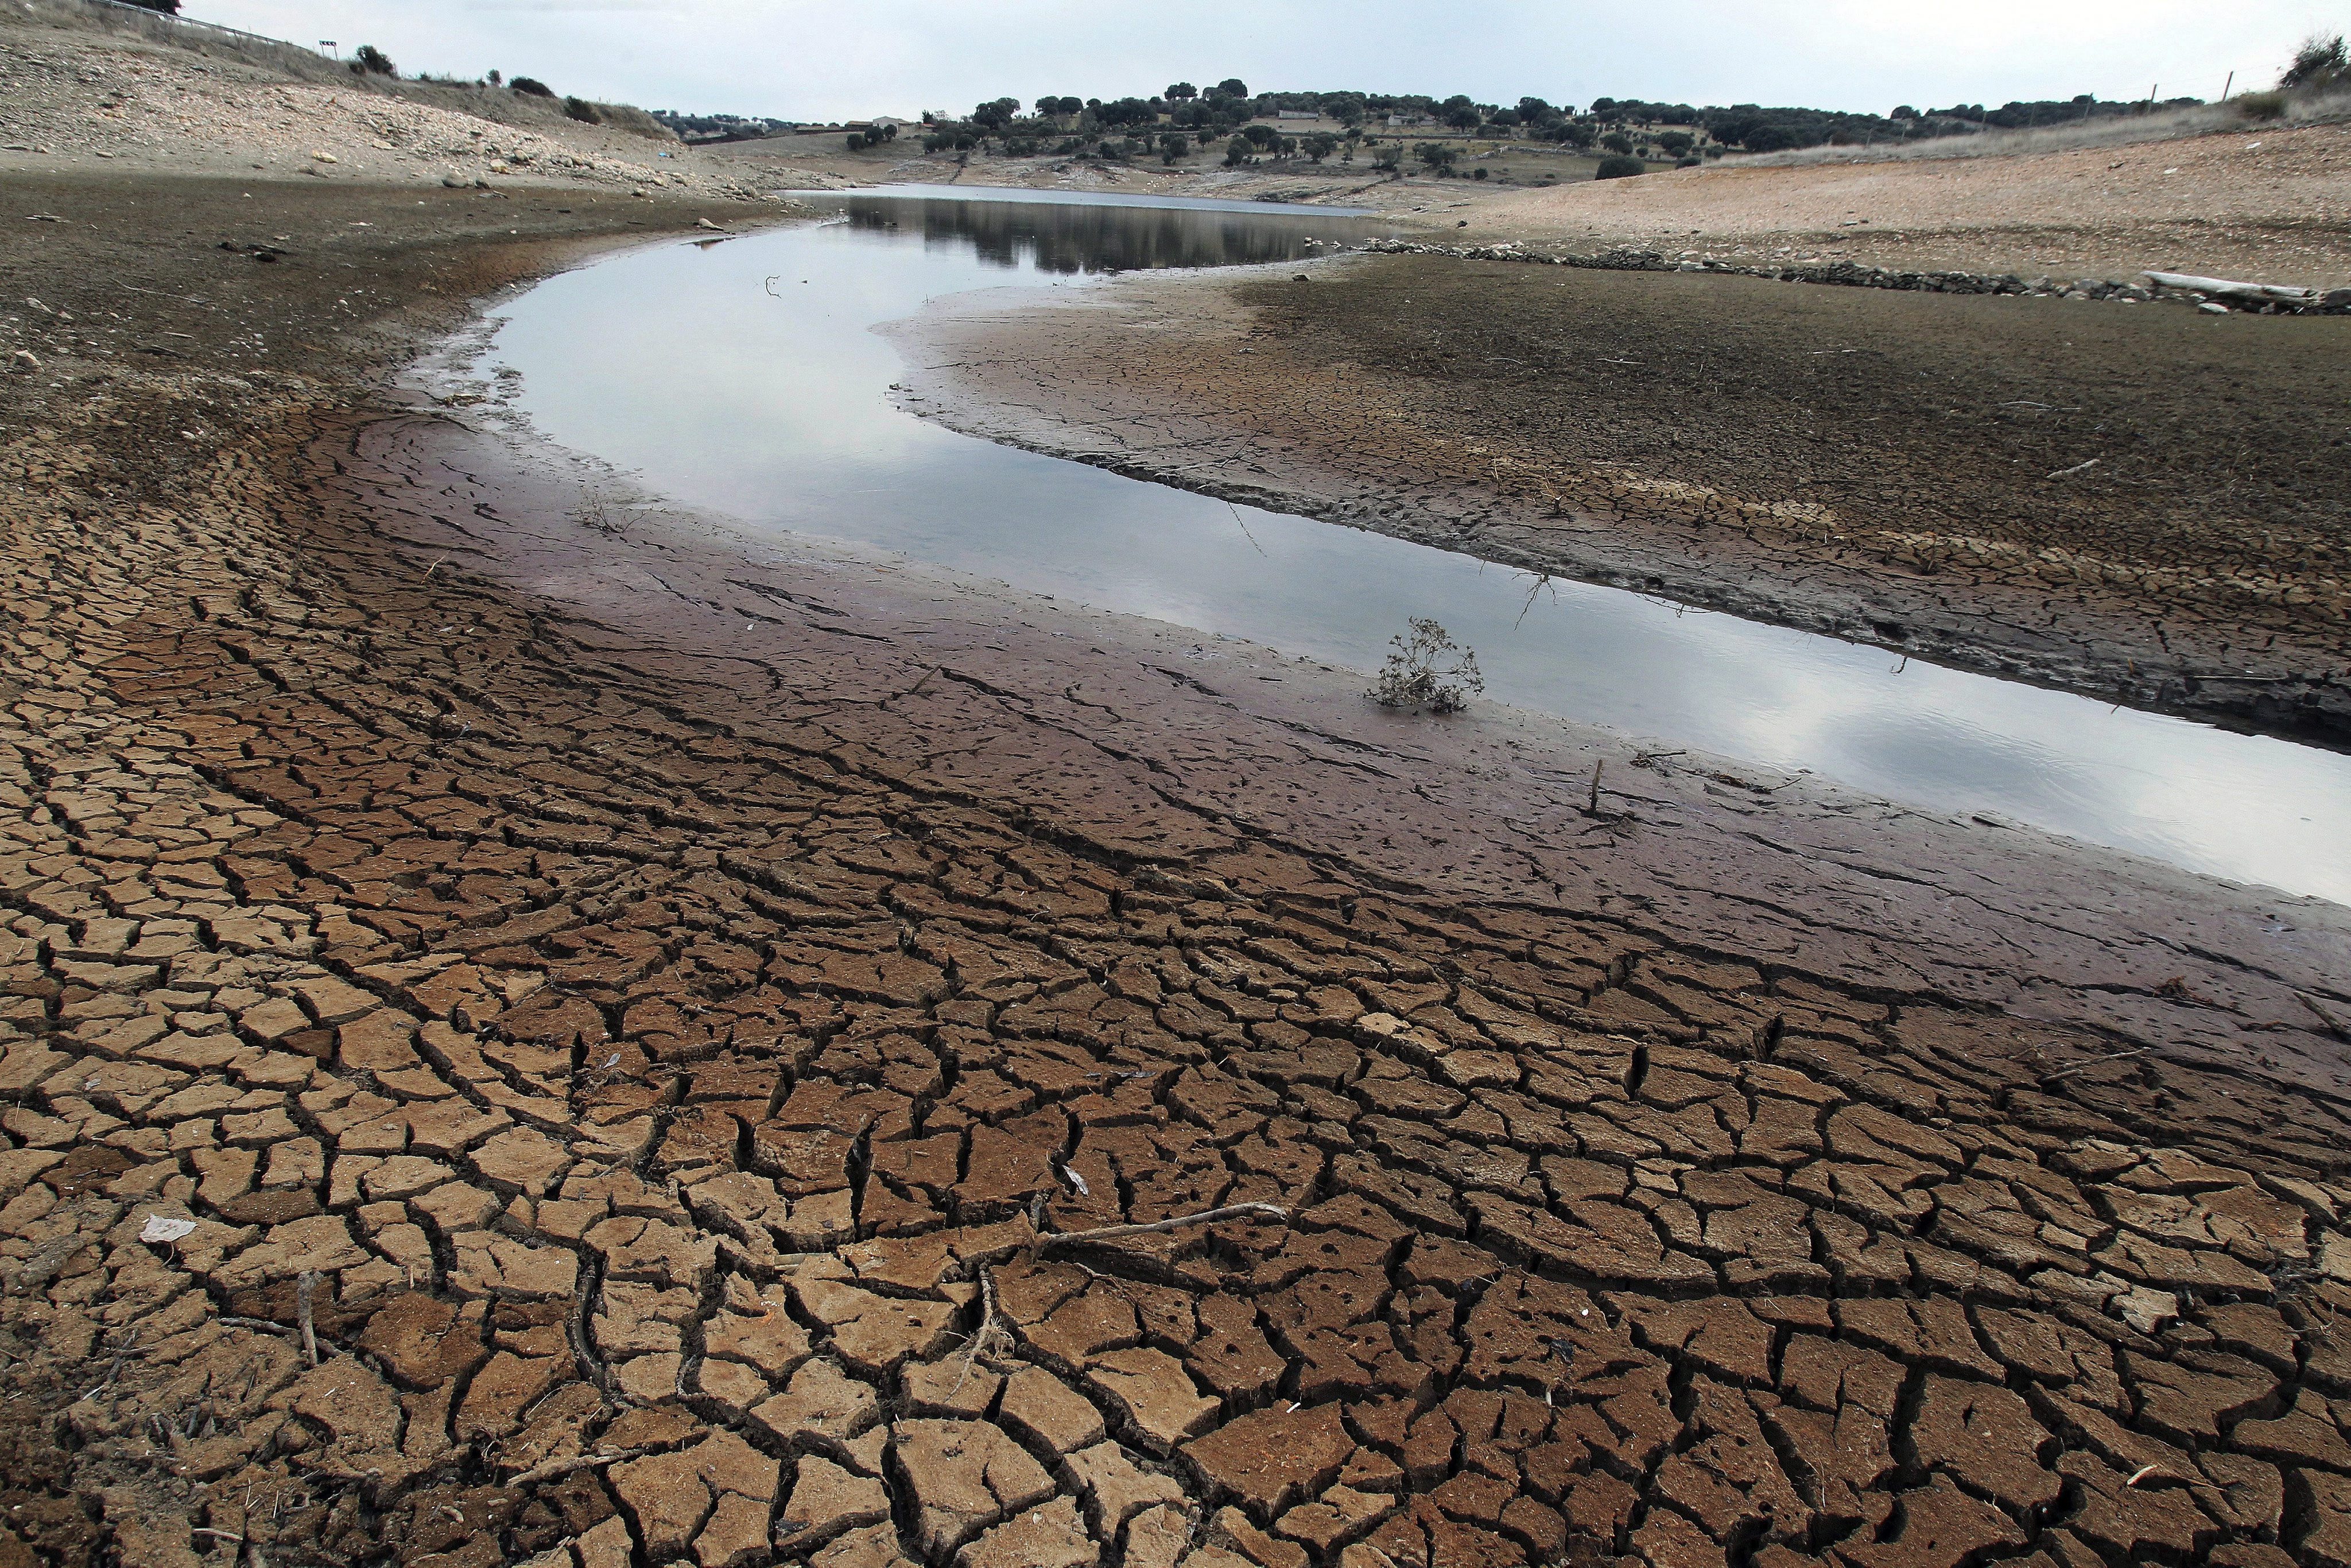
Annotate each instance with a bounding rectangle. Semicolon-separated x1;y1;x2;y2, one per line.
0;5;845;200
1472;119;2351;286
6;16;2351;1568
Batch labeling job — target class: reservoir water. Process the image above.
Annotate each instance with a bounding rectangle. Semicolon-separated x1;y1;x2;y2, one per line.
484;186;2351;906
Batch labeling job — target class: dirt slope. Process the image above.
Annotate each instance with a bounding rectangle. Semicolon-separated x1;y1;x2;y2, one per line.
0;9;836;199
1472;118;2351;285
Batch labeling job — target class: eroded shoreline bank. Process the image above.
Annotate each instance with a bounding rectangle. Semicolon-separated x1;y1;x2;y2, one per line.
884;252;2351;746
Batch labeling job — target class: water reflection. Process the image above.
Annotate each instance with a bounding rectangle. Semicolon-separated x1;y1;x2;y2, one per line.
487;190;2351;905
805;186;1384;274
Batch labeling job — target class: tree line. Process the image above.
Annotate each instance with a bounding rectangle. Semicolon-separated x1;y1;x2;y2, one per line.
910;80;2226;167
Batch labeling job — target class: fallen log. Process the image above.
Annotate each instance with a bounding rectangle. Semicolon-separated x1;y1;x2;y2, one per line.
2141;270;2315;304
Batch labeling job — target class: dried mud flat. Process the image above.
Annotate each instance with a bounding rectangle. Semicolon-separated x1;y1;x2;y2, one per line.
889;255;2351;743
6;157;2351;1568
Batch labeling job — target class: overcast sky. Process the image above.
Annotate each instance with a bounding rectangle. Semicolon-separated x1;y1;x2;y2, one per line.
194;0;2336;123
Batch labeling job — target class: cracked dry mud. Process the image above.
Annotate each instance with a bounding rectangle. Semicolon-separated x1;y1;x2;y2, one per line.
7;179;2351;1568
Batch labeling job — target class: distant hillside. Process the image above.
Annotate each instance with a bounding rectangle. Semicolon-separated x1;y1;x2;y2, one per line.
17;0;676;142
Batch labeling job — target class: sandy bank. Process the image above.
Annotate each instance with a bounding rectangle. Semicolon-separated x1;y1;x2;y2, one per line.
1469;117;2351;286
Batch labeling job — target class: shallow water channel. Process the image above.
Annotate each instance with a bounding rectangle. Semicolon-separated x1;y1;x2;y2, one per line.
487;187;2351;906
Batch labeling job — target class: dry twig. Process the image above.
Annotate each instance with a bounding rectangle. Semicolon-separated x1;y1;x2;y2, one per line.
503;1450;645;1488
2299;992;2349;1042
951;1265;1007;1395
296;1271;320;1367
2038;1046;2151;1085
1035;1202;1290;1251
217;1316;298;1337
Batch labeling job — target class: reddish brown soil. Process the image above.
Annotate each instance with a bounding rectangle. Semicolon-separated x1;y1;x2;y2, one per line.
7;168;2351;1568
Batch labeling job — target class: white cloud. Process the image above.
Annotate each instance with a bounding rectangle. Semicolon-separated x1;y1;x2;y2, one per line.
196;0;2329;126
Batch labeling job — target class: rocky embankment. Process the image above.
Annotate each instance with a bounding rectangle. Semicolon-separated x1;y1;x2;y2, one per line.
1358;237;2351;314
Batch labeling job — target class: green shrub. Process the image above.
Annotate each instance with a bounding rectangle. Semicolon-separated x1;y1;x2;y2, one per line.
510;77;553;97
352;44;396;76
1595;155;1646;179
564;96;600;124
2236;90;2288;119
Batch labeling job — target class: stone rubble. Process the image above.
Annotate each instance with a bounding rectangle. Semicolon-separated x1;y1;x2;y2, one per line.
1357;236;2351;314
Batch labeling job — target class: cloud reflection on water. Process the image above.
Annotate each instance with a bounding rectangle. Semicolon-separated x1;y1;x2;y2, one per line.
488;195;2351;905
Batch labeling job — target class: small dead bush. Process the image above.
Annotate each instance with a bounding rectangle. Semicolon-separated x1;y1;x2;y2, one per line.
1367;618;1484;714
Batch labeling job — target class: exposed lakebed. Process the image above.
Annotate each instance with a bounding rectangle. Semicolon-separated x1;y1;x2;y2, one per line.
483;187;2351;905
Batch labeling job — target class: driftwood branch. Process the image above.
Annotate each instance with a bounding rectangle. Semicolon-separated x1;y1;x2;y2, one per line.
2143;270;2314;304
1036;1202;1290;1251
2038;1047;2151;1085
952;1201;1295;1287
218;1316;298;1337
2299;993;2349;1042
